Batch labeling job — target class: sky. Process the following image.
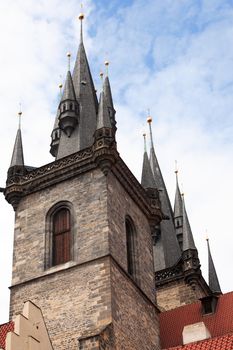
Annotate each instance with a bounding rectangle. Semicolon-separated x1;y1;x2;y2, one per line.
1;0;233;323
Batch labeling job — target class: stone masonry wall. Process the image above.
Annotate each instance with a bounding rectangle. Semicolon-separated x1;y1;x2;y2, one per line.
10;257;112;350
111;260;160;350
107;171;155;302
156;278;206;311
12;168;108;285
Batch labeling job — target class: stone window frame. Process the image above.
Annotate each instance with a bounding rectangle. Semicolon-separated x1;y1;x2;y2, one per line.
44;201;75;270
125;215;140;284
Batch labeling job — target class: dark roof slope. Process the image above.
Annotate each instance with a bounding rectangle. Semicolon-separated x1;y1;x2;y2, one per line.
160;292;233;349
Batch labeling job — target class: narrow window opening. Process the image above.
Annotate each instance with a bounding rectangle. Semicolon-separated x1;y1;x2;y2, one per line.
52;208;71;266
125;217;137;280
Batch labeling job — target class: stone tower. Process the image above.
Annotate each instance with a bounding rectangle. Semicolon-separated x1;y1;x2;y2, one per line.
141;117;213;311
4;15;161;350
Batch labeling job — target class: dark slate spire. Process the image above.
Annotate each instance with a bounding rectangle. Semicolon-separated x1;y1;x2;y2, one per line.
182;195;196;251
207;238;222;294
53;14;98;160
72;13;98;150
58;70;79;137
10;112;24;167
97;91;111;129
141;134;156;189
61;70;76;102
147;117;181;270
174;169;183;219
103;63;116;131
174;167;184;249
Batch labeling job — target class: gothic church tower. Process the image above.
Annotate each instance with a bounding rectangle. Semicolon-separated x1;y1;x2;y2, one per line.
4;14;161;350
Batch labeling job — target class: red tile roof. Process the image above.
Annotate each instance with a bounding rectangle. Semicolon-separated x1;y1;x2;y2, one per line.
166;333;233;349
160;292;233;349
0;322;14;349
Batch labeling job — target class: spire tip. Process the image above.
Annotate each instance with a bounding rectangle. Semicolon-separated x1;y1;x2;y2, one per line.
18;104;22;129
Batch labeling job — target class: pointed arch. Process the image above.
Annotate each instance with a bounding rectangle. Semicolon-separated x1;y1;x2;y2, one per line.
125;216;138;282
45;201;75;269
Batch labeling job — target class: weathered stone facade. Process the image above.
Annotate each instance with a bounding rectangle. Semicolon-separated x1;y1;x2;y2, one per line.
156;278;207;311
9;162;160;349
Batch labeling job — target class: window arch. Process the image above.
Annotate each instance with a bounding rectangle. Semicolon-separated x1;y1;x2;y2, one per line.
45;201;75;269
52;208;71;266
125;216;138;281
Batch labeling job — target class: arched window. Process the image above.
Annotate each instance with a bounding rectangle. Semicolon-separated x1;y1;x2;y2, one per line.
125;217;137;280
52;208;71;266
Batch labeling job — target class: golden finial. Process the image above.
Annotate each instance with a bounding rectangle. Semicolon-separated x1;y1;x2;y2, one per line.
18;104;22;129
175;160;178;175
67;52;71;71
147;108;152;123
79;3;84;20
100;71;104;88
104;60;109;75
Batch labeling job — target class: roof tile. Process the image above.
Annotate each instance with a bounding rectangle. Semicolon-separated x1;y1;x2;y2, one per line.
0;322;14;349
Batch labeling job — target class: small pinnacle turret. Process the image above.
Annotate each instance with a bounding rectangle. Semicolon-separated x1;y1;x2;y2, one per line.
97;91;111;129
10;112;24;168
206;238;222;295
147;116;181;271
6;112;26;210
103;62;116;133
141;134;156;189
58;70;79;137
182;195;196;252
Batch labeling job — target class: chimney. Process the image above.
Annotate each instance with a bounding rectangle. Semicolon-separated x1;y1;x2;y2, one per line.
182;322;211;345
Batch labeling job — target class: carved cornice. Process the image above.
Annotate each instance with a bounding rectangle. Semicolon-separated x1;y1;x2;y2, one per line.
155;262;183;287
4;138;162;224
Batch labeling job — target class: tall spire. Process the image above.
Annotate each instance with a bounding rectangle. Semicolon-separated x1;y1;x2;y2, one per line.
174;163;184;249
10;111;24;167
72;11;98;149
51;10;98;160
206;237;222;294
147;116;181;270
182;194;196;251
141;134;156;189
174;163;183;218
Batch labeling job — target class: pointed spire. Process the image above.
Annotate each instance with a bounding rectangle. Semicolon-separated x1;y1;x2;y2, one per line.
10;111;24;167
182;194;196;251
147;116;181;269
97;91;111;129
61;70;76;102
57;61;79;139
174;162;183;219
141;134;156;189
71;11;98;150
206;237;222;294
103;62;116;130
